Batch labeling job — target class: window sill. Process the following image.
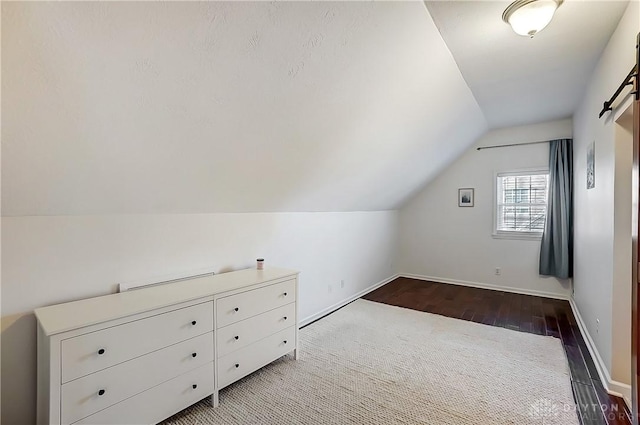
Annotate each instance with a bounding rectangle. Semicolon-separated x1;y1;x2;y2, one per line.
492;232;542;241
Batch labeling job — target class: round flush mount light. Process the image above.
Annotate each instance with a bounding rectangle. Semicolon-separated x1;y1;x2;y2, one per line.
502;0;564;38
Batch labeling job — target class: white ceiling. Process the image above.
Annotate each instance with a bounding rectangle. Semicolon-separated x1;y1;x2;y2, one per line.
3;1;487;215
2;1;630;215
425;0;629;129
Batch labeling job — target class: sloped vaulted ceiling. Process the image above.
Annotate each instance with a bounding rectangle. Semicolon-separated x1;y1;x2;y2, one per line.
2;1;487;215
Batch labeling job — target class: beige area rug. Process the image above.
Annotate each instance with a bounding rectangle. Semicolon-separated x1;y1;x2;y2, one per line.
163;299;579;425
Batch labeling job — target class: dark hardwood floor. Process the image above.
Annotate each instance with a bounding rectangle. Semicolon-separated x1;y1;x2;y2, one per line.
362;277;631;425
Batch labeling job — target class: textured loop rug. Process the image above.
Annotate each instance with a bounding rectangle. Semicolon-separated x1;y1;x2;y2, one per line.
163;299;579;425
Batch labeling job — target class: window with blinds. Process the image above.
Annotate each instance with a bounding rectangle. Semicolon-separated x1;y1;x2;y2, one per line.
495;171;549;237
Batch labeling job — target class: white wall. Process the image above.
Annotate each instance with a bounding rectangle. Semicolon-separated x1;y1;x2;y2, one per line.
1;211;398;424
572;0;638;402
399;119;573;298
1;2;485;422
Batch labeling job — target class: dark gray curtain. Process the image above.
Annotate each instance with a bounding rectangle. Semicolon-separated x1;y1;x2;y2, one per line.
539;139;573;278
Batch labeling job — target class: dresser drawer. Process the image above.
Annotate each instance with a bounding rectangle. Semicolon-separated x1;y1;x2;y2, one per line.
216;280;295;328
62;332;213;424
217;326;295;389
61;301;213;383
217;302;295;358
73;361;214;425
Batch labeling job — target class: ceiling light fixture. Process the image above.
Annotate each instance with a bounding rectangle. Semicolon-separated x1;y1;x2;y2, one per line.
502;0;563;38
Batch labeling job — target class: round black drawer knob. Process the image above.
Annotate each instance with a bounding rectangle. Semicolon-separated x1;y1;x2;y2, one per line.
283;316;287;320
192;384;198;389
284;340;287;344
191;320;197;326
192;352;197;358
98;348;105;355
98;389;105;396
234;336;239;340
234;307;239;312
235;363;239;368
284;292;288;296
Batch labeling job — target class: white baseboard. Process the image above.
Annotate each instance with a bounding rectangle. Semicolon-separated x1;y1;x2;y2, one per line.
568;298;632;409
400;273;570;300
299;274;399;328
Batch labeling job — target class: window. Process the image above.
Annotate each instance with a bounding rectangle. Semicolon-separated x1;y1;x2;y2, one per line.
494;170;549;238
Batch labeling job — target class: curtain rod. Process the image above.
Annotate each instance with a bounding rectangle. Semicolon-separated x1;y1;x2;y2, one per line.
476;140;549;151
598;64;637;119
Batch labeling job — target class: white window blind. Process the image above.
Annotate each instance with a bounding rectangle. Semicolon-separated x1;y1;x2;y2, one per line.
495;171;549;236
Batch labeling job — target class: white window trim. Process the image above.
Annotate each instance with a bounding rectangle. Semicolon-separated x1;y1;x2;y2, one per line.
492;167;549;241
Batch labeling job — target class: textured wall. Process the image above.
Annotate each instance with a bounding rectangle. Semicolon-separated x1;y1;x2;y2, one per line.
1;2;485;422
2;1;486;215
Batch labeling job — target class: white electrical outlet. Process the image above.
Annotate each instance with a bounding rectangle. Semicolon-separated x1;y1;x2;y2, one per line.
495;267;501;275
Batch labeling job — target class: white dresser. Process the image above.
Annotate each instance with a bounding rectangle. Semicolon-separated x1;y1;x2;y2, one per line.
34;267;299;425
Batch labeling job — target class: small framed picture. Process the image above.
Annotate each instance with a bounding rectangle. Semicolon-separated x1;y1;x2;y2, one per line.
458;188;474;207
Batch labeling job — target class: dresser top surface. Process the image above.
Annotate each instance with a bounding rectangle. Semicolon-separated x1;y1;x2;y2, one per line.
34;267;299;336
